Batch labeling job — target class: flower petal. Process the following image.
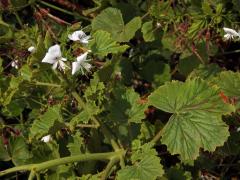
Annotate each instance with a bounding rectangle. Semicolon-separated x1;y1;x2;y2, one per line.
80;35;91;44
42;44;62;64
41;135;52;143
28;46;36;53
223;27;239;37
68;30;86;41
76;52;88;63
52;61;58;70
72;61;81;75
59;60;67;70
82;62;92;72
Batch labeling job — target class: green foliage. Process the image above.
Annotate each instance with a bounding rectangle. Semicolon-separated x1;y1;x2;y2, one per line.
30;105;64;139
149;78;235;160
92;7;142;42
107;85;147;124
1;0;240;179
89;30;129;57
117;143;164;180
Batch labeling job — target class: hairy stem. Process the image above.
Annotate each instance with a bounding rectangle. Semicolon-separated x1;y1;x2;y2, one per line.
0;151;124;177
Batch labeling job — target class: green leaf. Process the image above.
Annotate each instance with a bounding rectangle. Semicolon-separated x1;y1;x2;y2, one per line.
67;132;84;156
20;65;32;81
92;8;141;42
214;71;240;98
179;55;200;76
141;21;156;42
117;143;164;180
149;78;235;160
108;86;147;124
0;19;13;43
9;136;32;166
117;16;142;42
1;76;23;106
89;30;129;57
140;60;171;87
188;64;221;81
30;141;59;163
214;71;240;109
30;105;64;139
0;139;10;161
117;156;163;180
202;1;213;15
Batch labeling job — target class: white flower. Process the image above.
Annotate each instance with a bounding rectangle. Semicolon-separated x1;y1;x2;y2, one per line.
72;51;92;75
28;46;36;53
223;27;240;40
41;135;52;143
68;30;91;44
11;60;19;69
42;44;68;71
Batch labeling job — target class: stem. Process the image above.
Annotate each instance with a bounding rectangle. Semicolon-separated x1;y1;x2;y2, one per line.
101;157;119;180
32;81;62;87
0;151;124;177
150;128;164;144
38;1;74;16
14;12;23;28
28;170;35;180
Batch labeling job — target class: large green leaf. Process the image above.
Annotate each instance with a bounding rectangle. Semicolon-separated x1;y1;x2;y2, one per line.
92;7;141;42
89;30;129;57
30;105;64;139
149;78;235;160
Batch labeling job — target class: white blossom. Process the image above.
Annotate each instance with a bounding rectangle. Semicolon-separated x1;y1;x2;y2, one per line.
68;30;91;44
42;44;68;71
41;135;52;143
28;46;36;53
223;27;240;40
72;51;92;75
11;60;19;69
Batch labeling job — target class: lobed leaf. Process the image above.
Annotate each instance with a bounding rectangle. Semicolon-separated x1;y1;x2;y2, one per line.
149;78;235;160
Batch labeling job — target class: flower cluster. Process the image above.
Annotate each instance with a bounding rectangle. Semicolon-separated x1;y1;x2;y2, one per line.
223;27;240;41
27;30;92;75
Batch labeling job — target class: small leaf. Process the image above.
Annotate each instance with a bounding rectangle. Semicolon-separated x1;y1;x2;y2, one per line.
108;86;147;124
214;71;240;98
117;143;164;180
141;21;156;42
30;105;64;139
188;64;221;81
9;136;32;166
89;30;129;57
67;132;84;156
149;78;235;160
0;139;10;161
140;60;171;87
92;8;141;42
